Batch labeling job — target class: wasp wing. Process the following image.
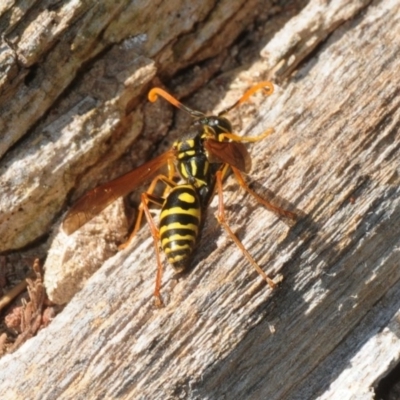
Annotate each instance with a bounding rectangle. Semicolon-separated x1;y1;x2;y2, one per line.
204;139;251;173
63;149;175;234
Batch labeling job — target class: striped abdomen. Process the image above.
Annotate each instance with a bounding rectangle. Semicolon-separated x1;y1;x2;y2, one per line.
159;185;202;272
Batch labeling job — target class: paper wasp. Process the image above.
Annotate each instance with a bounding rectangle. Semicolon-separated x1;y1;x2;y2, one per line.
63;81;296;305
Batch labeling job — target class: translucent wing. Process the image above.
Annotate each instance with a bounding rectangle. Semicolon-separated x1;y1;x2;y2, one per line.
63;149;175;234
204;139;251;173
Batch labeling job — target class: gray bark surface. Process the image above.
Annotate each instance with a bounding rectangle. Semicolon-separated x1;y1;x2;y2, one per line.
1;1;400;399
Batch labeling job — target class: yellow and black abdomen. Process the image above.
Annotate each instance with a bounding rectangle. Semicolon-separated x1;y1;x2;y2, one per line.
159;184;202;272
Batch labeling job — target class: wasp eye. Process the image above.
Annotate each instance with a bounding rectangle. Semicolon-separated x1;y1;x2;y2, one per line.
213;116;232;133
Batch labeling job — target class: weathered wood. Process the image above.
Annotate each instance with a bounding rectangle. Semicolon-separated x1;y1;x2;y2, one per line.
1;0;400;399
0;0;260;252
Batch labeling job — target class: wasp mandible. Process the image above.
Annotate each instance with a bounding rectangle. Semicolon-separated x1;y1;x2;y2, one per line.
63;82;296;305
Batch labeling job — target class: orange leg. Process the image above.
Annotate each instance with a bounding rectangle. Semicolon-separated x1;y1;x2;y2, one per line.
140;192;166;307
119;174;177;306
231;166;297;221
215;170;277;289
219;128;274;143
119;174;176;250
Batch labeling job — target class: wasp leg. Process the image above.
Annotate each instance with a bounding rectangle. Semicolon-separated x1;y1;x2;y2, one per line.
119;174;177;305
219;127;275;143
139;192;168;307
215;170;277;289
133;175;177;306
231;166;297;221
119;174;177;250
118;172;178;306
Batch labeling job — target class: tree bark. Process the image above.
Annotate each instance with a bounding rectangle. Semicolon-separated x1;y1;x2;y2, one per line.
1;0;400;399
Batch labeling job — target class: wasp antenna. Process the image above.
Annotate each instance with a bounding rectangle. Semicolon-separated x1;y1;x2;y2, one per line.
148;87;205;118
218;81;275;116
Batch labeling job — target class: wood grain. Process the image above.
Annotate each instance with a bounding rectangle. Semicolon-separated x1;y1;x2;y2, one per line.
1;0;400;399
